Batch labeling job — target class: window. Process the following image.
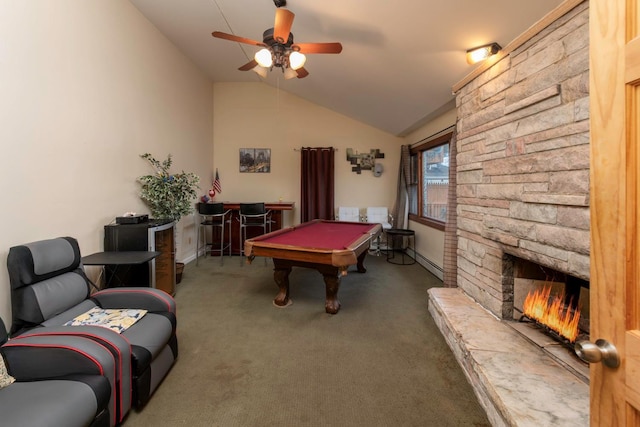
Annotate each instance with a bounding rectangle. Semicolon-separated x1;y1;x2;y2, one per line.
408;132;452;230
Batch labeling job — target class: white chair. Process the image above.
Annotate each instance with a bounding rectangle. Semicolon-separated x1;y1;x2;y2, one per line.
337;207;361;222
366;207;393;253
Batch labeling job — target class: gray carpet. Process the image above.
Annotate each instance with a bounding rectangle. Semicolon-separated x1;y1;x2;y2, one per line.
123;253;490;426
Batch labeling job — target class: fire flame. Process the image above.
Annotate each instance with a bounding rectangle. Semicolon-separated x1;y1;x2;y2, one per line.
522;285;581;343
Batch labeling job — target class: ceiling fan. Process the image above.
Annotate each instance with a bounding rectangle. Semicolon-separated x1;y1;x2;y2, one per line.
212;0;342;79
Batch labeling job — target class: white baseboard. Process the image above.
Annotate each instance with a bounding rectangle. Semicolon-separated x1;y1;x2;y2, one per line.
179;253;197;265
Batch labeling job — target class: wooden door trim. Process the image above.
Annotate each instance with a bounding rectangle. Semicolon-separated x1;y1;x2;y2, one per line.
590;0;628;424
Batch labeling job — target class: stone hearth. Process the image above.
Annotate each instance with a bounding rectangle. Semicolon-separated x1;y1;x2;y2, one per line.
428;288;588;427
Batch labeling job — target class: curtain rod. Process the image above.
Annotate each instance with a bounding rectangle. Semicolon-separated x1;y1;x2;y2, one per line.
413;124;456;146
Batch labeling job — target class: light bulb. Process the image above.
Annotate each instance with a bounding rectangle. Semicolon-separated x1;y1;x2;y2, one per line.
255;48;273;67
466;47;490;64
466;43;501;65
289;51;306;70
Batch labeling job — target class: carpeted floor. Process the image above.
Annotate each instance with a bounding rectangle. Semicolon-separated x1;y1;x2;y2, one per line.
122;253;490;427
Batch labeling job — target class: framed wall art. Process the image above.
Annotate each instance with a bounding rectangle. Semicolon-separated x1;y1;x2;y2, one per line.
346;148;385;174
239;148;271;173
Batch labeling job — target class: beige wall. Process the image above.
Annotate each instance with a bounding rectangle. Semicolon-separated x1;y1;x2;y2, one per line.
213;82;403;225
0;1;213;325
0;1;450;329
403;107;457;277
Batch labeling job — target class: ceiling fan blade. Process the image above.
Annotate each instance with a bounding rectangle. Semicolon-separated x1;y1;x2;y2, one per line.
273;8;294;43
212;31;263;47
296;67;309;79
238;59;258;71
293;42;343;54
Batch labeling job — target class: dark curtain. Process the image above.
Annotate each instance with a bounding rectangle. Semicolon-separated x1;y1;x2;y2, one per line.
391;145;411;229
300;147;335;222
443;127;458;288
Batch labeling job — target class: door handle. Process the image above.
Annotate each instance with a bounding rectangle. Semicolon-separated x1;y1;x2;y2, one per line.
574;339;620;368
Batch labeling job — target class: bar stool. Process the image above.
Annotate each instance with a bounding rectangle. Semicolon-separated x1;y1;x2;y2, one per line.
239;202;271;258
365;206;393;255
196;202;231;265
386;228;416;265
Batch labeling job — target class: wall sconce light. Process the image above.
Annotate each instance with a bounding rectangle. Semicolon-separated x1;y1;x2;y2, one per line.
466;42;502;64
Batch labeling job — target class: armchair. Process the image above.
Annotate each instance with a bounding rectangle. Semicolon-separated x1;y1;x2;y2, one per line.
7;237;178;411
0;318;115;427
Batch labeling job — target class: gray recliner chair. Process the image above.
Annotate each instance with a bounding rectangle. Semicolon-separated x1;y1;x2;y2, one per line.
7;236;178;413
0;318;114;426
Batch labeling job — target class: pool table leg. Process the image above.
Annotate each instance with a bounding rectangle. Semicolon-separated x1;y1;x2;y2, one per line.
273;265;292;307
322;271;342;314
271;259;346;314
356;250;368;273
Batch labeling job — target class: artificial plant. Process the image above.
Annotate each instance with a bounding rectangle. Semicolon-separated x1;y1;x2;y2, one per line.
138;153;200;221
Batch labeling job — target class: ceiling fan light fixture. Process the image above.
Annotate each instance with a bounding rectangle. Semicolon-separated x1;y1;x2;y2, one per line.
288;51;306;70
255;48;274;67
252;65;269;78
466;42;502;64
283;67;298;80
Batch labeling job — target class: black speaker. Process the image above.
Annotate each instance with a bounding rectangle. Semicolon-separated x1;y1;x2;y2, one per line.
103;224;150;287
104;223;148;251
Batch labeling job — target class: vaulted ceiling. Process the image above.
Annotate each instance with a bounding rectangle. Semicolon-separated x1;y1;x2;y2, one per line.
130;0;563;136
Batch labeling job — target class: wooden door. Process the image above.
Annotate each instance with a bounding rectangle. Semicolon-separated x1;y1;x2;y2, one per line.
590;0;640;424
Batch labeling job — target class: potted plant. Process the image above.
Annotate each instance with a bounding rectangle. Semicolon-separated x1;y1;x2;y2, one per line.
139;153;200;221
138;153;200;283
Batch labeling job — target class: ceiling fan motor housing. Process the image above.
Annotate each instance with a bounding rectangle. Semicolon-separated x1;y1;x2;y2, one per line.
263;28;293;47
262;28;296;68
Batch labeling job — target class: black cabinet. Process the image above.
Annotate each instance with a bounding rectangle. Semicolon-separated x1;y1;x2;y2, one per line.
104;220;176;295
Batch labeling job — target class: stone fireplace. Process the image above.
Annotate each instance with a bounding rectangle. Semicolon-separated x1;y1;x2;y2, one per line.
454;0;589;324
508;254;590;336
428;1;591;425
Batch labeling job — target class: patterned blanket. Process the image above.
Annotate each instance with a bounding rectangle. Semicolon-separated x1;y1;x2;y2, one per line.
65;307;147;333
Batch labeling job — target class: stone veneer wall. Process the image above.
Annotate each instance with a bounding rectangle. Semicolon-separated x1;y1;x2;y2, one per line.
454;1;589;319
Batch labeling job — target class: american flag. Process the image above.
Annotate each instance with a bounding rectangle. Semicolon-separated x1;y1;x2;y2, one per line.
212;169;222;194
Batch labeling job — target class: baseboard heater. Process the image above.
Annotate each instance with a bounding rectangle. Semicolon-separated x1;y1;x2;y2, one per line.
415;253;444;281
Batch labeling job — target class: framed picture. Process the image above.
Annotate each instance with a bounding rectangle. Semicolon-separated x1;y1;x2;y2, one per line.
240;148;271;173
346;148;385;174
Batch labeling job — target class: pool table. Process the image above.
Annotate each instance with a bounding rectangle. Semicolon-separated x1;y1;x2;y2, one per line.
244;219;382;314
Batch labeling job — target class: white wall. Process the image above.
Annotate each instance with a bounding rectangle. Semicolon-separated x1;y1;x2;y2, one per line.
213;82;403;225
0;1;213;326
403;108;457;275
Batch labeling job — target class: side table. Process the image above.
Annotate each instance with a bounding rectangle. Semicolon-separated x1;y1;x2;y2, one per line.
386;229;416;265
82;251;161;289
